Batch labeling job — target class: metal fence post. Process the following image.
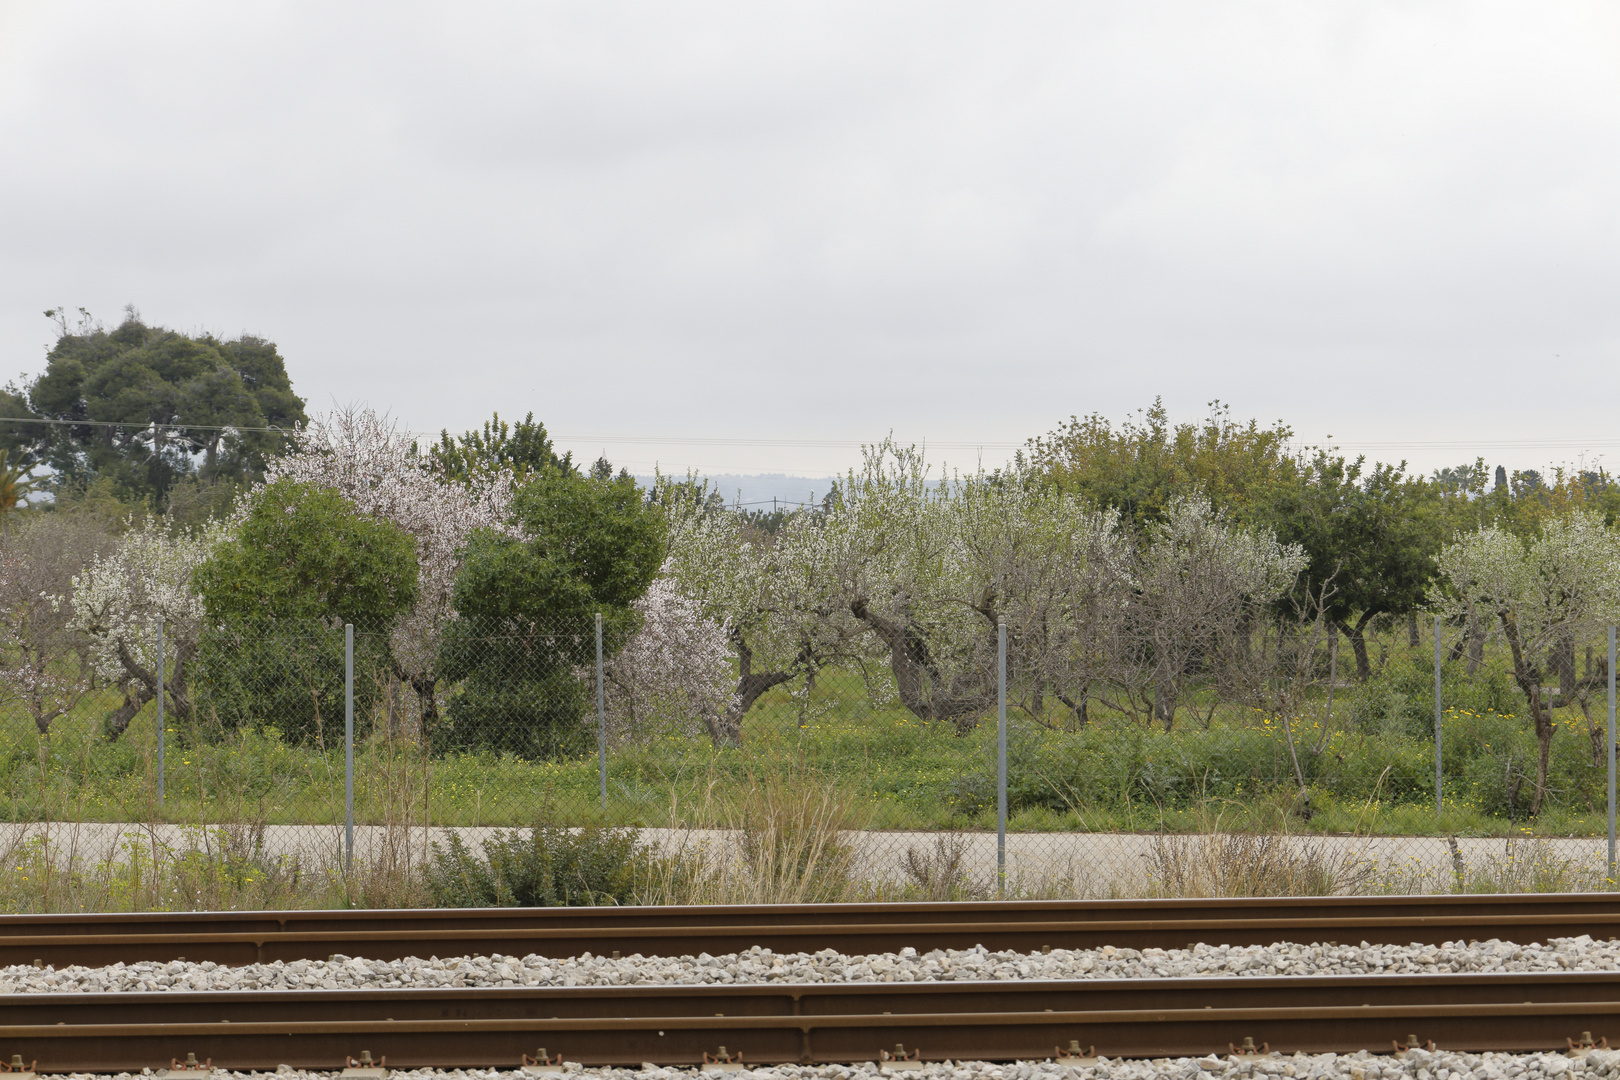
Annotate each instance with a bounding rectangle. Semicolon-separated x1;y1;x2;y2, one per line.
1608;624;1615;880
596;612;607;811
1438;615;1451;819
1433;614;1442;819
155;620;164;808
345;623;355;875
997;618;1007;899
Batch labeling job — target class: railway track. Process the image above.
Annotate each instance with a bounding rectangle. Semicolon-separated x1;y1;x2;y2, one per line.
6;972;1620;1070
7;897;1620;1072
3;893;1619;967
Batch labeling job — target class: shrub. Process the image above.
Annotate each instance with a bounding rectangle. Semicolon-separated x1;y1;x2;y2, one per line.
193;479;417;746
425;822;646;907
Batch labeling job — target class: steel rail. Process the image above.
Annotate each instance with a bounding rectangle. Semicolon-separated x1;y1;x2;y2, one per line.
1;895;1619;967
5;973;1620;1071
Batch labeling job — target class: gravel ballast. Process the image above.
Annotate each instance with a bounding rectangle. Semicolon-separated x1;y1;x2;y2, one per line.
37;1048;1620;1080
4;937;1620;993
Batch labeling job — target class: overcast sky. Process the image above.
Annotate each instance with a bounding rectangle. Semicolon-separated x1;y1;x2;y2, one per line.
1;2;1616;480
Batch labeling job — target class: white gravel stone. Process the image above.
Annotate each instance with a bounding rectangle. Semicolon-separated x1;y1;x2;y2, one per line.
6;937;1620;994
39;1049;1620;1080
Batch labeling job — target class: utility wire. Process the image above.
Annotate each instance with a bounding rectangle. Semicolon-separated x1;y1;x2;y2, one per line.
4;416;1618;456
0;416;291;433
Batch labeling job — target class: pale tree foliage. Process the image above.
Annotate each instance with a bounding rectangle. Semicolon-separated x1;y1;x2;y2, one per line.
662;478;859;744
822;443;985;729
603;569;732;744
66;516;220;739
259;407;515;723
941;464;1131;728
1125;495;1307;730
665;445;1305;743
0;516;113;734
823;441;1137;733
1435;512;1620;813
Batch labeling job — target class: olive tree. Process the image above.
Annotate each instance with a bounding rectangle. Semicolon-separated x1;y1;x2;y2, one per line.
1435;512;1620;813
822;441;1135;734
662;479;860;744
1127;495;1307;730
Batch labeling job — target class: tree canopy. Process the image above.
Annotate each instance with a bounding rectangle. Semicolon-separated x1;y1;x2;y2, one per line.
436;466;666;757
1258;453;1443;678
7;309;307;504
425;411;571;486
1025;398;1298;528
195;478;419;627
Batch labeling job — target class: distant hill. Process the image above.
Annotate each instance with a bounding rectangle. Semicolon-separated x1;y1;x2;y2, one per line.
634;472;840;510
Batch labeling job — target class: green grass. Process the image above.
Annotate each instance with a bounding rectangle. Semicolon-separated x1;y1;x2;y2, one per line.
5;638;1620;839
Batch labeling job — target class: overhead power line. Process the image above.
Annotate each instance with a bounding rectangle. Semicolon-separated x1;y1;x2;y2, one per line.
2;417;1616;456
0;416;291;433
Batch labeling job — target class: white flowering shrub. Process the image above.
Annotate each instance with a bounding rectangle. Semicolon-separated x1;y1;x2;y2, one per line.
604;569;732;744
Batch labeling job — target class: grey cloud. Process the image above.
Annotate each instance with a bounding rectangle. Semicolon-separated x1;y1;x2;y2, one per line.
1;2;1617;476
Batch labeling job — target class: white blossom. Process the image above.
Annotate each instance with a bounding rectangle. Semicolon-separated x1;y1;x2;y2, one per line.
66;516;215;684
604;568;732;744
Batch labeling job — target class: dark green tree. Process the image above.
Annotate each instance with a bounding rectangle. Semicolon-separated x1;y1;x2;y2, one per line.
1260;453;1442;680
426;412;572;485
193;479;418;745
438;468;665;758
13;308;306;504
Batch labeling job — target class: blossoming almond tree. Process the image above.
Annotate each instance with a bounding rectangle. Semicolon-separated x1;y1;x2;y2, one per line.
603;568;732;744
1435;511;1620;813
0;516;114;735
66;516;218;738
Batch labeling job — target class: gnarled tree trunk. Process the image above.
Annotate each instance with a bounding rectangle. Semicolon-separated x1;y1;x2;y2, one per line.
1339;610;1380;681
709;636;794;746
850;597;988;733
105;636;196;740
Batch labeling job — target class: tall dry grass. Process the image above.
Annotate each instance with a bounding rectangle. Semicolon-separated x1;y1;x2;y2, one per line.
636;768;868;905
0;819;434;913
1143;830;1375;897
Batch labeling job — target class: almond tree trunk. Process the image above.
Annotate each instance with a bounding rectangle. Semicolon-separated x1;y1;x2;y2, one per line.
710;636;793;746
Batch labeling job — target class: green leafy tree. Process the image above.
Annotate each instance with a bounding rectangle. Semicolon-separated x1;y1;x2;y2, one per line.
425;412;571;485
438;468;665;758
193;479;418;745
1260;453;1442;680
1026;398;1298;528
17;308;307;504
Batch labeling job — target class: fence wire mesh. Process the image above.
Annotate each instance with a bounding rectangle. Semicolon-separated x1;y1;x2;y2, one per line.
2;612;1618;907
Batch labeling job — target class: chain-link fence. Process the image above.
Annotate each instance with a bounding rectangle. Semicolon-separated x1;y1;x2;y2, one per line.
3;612;1619;906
